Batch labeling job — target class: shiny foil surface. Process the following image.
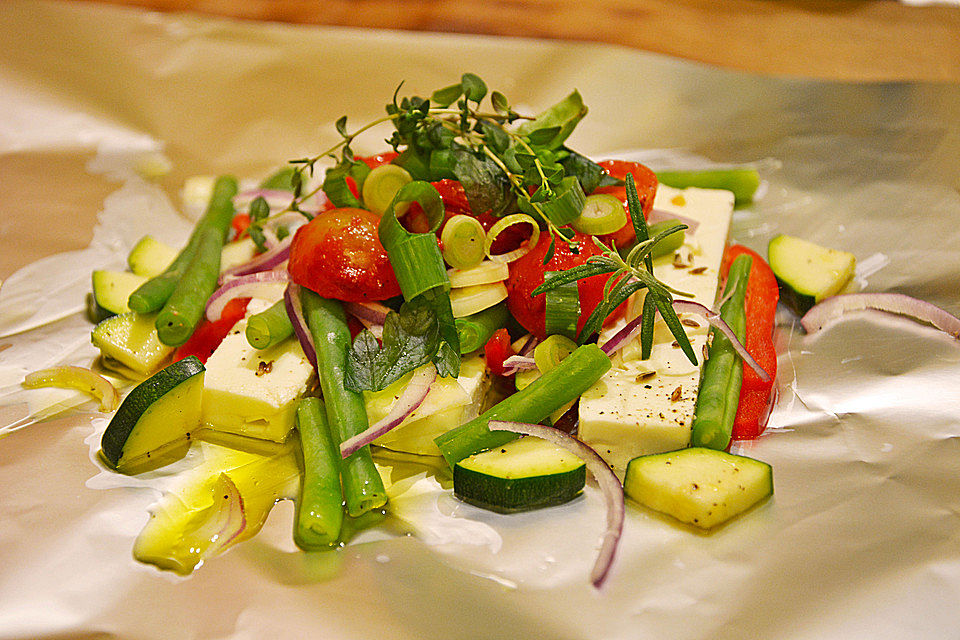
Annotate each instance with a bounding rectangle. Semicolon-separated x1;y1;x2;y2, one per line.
1;2;959;639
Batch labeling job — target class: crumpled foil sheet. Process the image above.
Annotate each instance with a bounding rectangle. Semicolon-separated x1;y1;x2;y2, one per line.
1;2;959;639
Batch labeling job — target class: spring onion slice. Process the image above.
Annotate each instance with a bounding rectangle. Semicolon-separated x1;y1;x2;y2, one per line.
22;366;120;412
456;302;508;354
801;292;960;340
533;334;577;373
449;282;508;318
362;163;412;215
448;261;509;288
487;420;624;590
379;180;460;360
340;364;437;458
484;213;540;263
205;270;290;322
525;176;586;227
571;193;627;235
441;215;486;270
544;270;579;340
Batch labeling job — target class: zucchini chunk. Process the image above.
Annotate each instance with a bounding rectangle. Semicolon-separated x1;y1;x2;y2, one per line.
91;312;174;376
91;270;148;316
768;234;856;314
100;356;205;473
127;235;177;278
624;447;772;529
454;436;586;513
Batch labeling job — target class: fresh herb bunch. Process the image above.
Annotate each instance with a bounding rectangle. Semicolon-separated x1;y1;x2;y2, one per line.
287;73;618;261
533;174;699;364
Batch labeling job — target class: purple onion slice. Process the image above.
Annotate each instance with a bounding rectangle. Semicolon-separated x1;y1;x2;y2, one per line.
219;235;292;282
801;292;960;340
205;270;291;322
340;364;437;458
284;283;317;370
487;420;624;589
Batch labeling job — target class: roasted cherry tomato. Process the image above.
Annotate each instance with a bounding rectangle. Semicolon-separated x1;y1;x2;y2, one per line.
592;160;658;249
288;207;401;302
483;327;514;377
173;297;250;364
506;230;624;339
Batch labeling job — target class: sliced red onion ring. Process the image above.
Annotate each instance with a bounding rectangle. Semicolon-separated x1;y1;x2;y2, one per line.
599;300;771;382
487;420;624;590
219;234;292;282
801;292;960;340
518;334;539;357
502;355;537;372
192;473;247;559
343;301;391;326
599;314;646;357
647;208;700;235
340;364;437;457
205;270;291;322
284;283;317;370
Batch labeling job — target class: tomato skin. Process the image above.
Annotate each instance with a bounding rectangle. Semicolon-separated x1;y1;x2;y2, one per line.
483;328;515;377
231;213;251;239
173;297;250;364
506;230;624;338
592;160;658;249
288;207;401;302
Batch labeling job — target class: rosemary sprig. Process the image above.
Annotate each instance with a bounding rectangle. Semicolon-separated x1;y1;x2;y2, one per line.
532;173;698;364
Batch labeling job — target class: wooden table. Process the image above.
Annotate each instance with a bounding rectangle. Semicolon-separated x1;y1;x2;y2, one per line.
85;0;960;82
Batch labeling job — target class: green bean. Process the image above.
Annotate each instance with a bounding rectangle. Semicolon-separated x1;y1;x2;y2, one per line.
455;302;508;354
301;290;387;517
435;343;611;467
155;226;223;346
293;398;344;550
655;168;760;206
128;176;238;314
245;300;293;349
690;254;752;450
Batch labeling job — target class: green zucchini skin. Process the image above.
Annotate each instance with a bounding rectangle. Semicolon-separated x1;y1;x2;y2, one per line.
101;356;205;471
768;234;856;315
453;437;586;513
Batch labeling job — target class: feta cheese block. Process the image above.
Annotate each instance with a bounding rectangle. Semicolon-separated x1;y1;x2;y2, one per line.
201;317;315;443
579;185;734;474
368;354;491;456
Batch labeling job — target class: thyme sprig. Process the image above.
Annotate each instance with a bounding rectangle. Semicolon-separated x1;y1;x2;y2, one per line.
533;174;699;364
262;74;614;262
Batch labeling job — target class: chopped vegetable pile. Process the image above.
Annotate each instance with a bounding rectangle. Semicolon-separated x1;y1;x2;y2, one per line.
30;73;958;589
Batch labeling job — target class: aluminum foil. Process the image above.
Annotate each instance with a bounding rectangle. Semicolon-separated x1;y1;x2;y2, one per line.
1;2;959;638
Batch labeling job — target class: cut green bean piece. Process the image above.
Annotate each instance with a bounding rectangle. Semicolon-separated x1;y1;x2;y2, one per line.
294;398;344;550
301;290;387;516
655;168;760;206
435;344;611;467
129;175;237;315
155;226;223;346
456;302;508;354
690;254;752;450
245;300;293;350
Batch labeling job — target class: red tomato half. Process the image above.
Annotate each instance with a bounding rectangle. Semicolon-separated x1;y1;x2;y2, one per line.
506;230;625;339
288;207;401;302
173;297;250;364
592;160;659;249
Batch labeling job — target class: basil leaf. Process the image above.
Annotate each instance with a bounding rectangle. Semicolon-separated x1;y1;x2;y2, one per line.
431;83;462;108
461;73;487;103
515;90;587;150
559;148;607;194
452;148;514;217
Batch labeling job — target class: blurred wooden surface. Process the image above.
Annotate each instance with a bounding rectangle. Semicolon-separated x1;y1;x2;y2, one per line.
83;0;960;82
